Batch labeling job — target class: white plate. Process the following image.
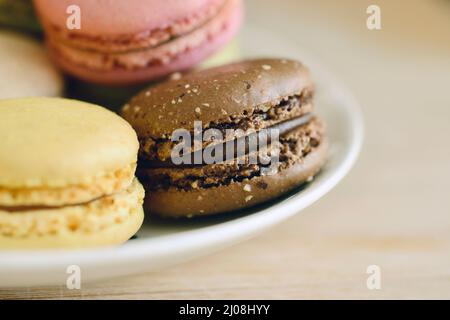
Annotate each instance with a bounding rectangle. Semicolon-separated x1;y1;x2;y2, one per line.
0;26;364;287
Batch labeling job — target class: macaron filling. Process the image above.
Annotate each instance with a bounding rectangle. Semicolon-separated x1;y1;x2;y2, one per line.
0;179;144;241
138;117;325;191
138;91;314;162
0;163;136;207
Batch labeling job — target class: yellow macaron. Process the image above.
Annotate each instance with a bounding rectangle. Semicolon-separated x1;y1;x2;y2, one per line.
0;97;144;249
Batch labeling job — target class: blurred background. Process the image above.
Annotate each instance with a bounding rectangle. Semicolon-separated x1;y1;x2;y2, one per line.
2;0;450;298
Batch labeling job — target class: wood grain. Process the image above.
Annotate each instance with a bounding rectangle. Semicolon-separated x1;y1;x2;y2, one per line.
1;0;450;299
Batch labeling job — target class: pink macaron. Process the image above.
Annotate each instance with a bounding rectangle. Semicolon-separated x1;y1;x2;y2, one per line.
33;0;243;85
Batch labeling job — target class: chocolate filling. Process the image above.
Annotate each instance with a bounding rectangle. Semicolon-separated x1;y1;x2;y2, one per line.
139;93;313;162
138;117;325;191
141;113;314;168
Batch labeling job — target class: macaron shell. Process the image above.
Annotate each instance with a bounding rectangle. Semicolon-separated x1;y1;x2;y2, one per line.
122;58;313;138
0;98;139;188
0;179;144;249
34;0;225;36
46;0;243;85
144;139;328;217
0;31;62;98
37;0;227;53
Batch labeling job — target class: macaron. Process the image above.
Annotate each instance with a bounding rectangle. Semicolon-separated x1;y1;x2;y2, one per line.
34;0;244;85
0;98;144;249
0;0;41;32
0;31;63;98
121;58;328;217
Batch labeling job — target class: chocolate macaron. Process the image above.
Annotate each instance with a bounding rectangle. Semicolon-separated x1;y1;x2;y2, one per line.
121;58;327;217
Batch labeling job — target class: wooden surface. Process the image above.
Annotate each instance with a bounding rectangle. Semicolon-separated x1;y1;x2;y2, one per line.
2;0;450;299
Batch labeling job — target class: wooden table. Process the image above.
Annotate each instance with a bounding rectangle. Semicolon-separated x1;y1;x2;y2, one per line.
2;0;450;299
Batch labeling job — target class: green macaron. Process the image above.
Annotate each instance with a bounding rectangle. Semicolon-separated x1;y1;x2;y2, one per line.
0;0;41;33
